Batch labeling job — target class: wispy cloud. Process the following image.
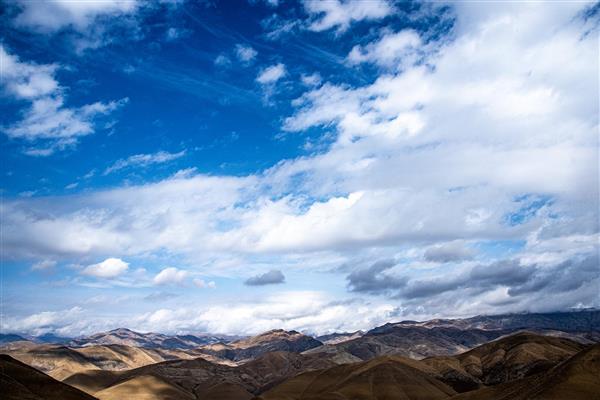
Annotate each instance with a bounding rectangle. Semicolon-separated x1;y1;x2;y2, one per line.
235;44;258;63
104;150;186;175
256;63;286;84
1;45;128;156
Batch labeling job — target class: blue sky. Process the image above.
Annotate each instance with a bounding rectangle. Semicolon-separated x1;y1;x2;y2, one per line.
0;0;598;337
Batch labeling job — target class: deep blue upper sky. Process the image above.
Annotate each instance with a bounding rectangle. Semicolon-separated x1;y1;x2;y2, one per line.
0;0;598;336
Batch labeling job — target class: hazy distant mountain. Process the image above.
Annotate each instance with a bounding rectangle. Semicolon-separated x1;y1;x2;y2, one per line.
69;328;234;350
398;310;600;333
0;333;27;344
197;329;323;362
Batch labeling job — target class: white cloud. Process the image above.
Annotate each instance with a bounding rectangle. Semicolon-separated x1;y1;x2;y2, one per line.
103;150;186;175
13;0;139;33
300;72;322;87
347;29;423;69
153;267;189;285
304;0;393;32
1;46;128;155
256;63;286;84
82;258;129;278
2;2;598;324
214;54;231;67
31;259;57;271
193;278;216;289
235;44;258;63
2;292;399;336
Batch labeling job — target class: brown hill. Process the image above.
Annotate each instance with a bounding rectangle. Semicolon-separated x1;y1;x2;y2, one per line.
0;354;97;400
423;332;586;390
309;325;504;362
258;355;456;400
0;341;197;380
94;374;194;400
198;329;323;363
450;343;600;400
64;350;339;398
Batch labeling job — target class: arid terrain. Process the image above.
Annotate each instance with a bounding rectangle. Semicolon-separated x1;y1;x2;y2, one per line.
1;310;599;400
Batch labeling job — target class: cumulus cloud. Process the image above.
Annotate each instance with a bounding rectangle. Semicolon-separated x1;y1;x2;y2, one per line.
153;267;189;286
103;150;186;175
346;259;405;293
303;0;393;32
1;46;127;155
82;258;129;278
2;2;598;326
256;63;286;84
245;269;286;286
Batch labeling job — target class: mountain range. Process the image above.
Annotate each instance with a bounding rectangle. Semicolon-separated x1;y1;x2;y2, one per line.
1;310;599;400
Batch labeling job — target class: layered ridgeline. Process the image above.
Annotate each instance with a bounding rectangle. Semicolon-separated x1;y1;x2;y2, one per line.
1;310;599;400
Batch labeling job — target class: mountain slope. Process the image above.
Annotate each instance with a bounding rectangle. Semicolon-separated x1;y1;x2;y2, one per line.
309;326;505;361
450;343;600;400
423;332;586;391
94;374;194;400
65;350;340;397
0;341;198;380
258;355;456;400
198;329;323;362
0;354;97;400
69;328;231;349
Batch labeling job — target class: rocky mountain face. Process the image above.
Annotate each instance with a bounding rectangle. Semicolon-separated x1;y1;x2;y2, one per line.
316;330;364;344
197;329;323;362
308;326;507;361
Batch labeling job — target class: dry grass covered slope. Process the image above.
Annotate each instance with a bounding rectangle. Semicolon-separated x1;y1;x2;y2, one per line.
450;343;600;400
258;355;457;400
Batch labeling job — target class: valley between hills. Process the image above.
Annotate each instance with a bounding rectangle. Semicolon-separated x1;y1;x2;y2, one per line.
1;310;599;400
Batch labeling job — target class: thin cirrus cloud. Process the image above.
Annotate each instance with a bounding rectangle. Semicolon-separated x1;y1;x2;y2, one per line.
103;150;186;175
